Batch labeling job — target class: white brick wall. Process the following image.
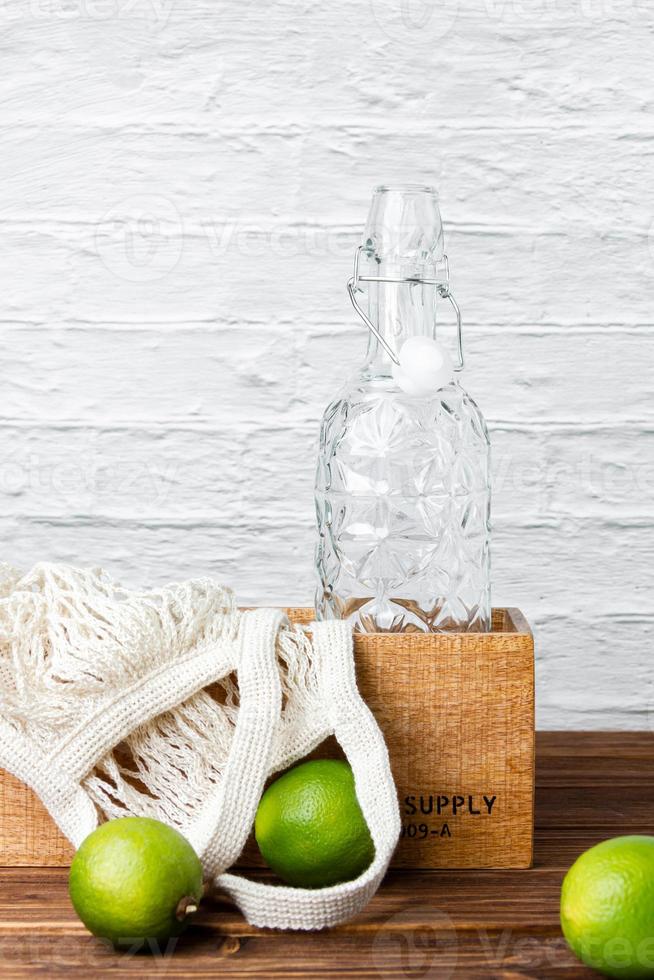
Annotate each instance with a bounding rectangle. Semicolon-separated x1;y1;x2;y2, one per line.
1;0;652;728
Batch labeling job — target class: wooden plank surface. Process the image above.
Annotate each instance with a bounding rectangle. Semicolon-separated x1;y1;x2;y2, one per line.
0;732;651;978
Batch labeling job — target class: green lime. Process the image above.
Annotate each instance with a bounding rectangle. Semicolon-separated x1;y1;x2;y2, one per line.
69;817;203;949
561;835;654;978
254;759;375;888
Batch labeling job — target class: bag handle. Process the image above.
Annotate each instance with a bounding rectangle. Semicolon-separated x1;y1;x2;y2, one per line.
195;608;284;873
214;620;400;930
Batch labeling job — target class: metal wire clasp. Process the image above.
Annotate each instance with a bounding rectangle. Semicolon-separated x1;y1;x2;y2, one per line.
346;246;464;371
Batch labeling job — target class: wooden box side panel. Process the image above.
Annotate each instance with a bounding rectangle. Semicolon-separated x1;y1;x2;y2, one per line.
354;638;534;868
0;771;73;866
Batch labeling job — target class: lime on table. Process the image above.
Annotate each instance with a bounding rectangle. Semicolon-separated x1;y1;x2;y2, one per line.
561;835;654;978
255;759;374;888
69;816;204;949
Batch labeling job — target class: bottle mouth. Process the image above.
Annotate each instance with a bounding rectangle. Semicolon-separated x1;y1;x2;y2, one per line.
364;184;445;274
374;183;438;196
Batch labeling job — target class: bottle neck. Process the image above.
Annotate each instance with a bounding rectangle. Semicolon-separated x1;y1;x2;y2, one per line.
364;281;438;375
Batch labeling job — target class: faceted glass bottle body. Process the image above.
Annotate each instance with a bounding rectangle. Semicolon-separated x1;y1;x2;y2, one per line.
315;187;491;632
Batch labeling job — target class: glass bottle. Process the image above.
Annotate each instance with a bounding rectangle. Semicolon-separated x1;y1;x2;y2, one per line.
314;185;491;632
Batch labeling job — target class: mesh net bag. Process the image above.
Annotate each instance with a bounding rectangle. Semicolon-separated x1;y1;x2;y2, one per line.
0;562;400;930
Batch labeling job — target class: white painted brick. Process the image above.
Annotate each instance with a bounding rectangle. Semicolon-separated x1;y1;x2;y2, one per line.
0;422;651;529
0;421;318;521
492;425;654;520
0;512;648;621
0;126;650;233
0;0;652;728
1;325;653;426
0;220;652;326
535;615;654;730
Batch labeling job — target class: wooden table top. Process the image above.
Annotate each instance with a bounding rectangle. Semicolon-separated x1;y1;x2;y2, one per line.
0;731;651;979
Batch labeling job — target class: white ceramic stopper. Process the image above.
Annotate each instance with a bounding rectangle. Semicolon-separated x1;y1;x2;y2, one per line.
392;336;455;396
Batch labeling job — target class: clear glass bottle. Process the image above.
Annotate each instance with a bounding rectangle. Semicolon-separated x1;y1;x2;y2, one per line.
315;185;491;632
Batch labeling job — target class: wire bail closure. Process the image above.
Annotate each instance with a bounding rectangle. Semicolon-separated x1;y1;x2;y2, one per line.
346;245;464;371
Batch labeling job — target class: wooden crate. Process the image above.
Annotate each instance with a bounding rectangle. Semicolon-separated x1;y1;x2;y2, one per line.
0;608;534;870
285;606;535;870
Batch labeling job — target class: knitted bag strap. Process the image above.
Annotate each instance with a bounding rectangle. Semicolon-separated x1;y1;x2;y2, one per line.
0;716;97;847
214;619;401;930
189;607;284;868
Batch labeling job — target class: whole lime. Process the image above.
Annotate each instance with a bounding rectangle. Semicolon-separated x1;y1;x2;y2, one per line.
561;835;654;978
254;759;375;888
69;817;203;949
